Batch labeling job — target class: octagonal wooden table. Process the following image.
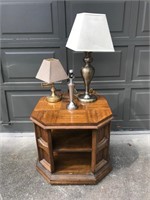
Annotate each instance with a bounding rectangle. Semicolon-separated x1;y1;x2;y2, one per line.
30;94;113;185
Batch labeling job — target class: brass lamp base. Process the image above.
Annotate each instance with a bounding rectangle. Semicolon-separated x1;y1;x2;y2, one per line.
78;93;97;103
46;83;61;103
47;94;61;103
79;52;97;103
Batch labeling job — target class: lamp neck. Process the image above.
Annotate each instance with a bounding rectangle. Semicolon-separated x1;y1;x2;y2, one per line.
50;83;56;97
84;52;93;67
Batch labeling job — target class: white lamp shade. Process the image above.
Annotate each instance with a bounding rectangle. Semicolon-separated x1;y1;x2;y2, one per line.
36;58;68;83
66;13;114;52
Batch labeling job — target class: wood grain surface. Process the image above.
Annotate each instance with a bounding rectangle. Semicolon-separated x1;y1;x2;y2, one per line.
30;94;113;129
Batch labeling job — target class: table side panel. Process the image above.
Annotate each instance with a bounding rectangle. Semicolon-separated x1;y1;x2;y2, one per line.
34;124;54;172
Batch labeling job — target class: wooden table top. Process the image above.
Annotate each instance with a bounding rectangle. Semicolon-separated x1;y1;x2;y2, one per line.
30;94;113;129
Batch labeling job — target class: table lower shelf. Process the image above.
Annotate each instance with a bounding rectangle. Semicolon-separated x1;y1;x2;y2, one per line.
54;152;91;174
36;157;112;185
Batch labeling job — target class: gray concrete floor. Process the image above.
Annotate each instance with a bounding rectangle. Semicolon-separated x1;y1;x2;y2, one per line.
0;132;150;200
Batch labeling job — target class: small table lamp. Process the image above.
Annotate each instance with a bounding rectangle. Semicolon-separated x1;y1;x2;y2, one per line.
36;58;68;103
66;12;115;102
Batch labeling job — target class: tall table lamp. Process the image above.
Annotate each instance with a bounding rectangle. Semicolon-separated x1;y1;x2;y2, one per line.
66;12;115;102
36;58;68;103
